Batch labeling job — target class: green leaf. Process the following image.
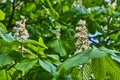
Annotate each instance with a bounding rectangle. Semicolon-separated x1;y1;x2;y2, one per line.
99;46;117;55
0;70;12;80
8;68;19;80
83;0;92;8
0;27;13;42
0;10;5;20
15;59;38;72
38;47;46;58
91;58;106;80
62;5;69;12
61;50;91;70
25;49;38;58
47;54;59;60
26;3;36;12
87;20;100;34
8;50;23;62
25;44;38;53
39;59;57;76
0;54;13;68
38;37;47;48
78;63;92;80
46;0;59;18
24;37;47;48
35;0;39;4
0;22;7;32
66;7;88;15
105;57;120;80
47;39;67;56
90;47;108;58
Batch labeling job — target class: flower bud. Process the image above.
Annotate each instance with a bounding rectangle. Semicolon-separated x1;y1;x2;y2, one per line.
20;15;25;19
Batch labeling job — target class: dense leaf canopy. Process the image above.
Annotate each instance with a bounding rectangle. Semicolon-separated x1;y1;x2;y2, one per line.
0;0;120;80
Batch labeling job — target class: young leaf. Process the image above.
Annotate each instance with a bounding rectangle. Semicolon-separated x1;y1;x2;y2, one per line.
0;54;13;68
38;47;46;58
24;37;47;48
39;59;57;76
15;59;38;72
0;10;5;20
25;49;38;58
0;22;7;32
38;37;47;49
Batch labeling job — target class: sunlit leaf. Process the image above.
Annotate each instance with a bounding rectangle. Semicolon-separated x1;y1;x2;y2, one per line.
91;58;106;80
38;37;47;48
0;70;12;80
0;22;7;32
105;57;120;80
0;10;5;20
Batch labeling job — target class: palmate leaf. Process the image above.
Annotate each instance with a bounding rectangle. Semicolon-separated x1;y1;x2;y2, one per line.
61;50;91;70
61;47;116;70
91;58;106;80
24;42;46;58
105;57;120;80
90;46;117;58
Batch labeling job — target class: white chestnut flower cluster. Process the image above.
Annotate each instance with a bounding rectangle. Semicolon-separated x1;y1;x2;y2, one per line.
13;15;29;40
74;20;91;54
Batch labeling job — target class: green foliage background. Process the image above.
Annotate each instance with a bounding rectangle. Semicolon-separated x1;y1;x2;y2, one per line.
0;0;120;80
